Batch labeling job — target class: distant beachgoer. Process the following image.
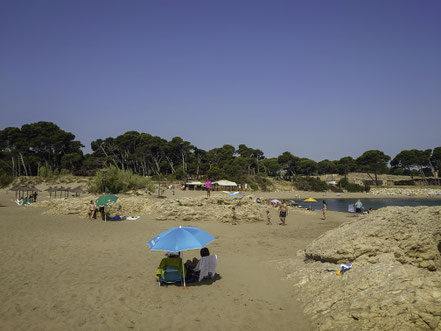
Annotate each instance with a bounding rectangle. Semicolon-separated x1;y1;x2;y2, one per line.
279;200;288;225
322;201;327;220
33;192;38;202
266;210;272;225
87;200;96;221
232;207;238;225
205;178;212;197
368;207;373;214
355;199;363;213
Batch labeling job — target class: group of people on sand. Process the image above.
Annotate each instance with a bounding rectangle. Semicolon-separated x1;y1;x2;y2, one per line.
156;247;217;283
231;200;288;226
87;200;106;221
16;192;38;205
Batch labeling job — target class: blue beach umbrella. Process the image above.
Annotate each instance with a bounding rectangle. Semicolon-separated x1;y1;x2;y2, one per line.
147;226;216;287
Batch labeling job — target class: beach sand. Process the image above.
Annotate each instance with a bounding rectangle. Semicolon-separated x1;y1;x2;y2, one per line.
0;188;355;330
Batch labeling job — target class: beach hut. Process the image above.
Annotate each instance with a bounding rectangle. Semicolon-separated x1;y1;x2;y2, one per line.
9;186;22;200
212;180;238;191
45;187;57;198
55;187;66;198
70;186;85;197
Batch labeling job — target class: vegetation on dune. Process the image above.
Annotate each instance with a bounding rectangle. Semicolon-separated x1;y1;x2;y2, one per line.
1;121;441;191
338;177;370;193
87;166;155;194
0;173;14;188
294;176;329;192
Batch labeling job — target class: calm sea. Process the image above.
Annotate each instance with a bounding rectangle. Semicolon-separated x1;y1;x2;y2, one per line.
282;198;441;213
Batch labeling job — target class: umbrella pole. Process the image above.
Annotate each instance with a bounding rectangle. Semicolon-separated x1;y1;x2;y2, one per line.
181;251;187;288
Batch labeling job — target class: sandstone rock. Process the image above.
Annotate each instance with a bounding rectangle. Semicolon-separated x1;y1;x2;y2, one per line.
304;207;441;271
32;194;269;223
291;206;441;330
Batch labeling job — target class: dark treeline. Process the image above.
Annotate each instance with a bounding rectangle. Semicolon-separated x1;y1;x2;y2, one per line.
1;121;440;186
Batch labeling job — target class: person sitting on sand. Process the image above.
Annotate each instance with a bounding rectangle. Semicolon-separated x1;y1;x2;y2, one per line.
185;248;217;282
87;200;96;221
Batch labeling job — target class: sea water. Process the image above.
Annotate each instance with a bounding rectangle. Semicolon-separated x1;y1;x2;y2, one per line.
284;198;441;213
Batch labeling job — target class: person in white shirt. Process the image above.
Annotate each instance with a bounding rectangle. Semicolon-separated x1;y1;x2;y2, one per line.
185;247;217;282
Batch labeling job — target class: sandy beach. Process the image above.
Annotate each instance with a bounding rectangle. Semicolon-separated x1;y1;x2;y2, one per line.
2;185;440;330
0;188;354;331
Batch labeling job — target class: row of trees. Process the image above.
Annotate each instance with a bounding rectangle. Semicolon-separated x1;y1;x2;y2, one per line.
1;122;440;186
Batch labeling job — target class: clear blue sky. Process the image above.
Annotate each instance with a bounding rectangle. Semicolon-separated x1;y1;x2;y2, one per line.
1;0;440;161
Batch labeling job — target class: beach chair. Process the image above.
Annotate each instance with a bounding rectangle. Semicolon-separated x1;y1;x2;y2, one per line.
156;256;184;287
348;204;356;214
157;265;183;286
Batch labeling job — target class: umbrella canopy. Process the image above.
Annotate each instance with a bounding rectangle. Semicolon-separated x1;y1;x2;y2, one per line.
303;198;317;210
147;226;216;287
303;198;317;202
271;199;281;204
95;194;118;207
147;226;215;253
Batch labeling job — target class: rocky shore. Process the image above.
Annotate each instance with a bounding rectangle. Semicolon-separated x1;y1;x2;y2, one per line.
371;187;441;197
292;206;441;330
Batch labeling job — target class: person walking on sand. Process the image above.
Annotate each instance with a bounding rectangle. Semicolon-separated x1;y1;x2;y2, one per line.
232;207;238;225
278;200;288;225
266;210;272;225
87;200;96;221
322;200;327;220
205;178;212;197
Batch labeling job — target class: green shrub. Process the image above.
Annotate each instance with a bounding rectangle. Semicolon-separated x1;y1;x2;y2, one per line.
252;174;272;191
88;166;155;194
249;182;258;190
294;176;329;192
39;166;49;178
338;178;369;192
0;173;14;188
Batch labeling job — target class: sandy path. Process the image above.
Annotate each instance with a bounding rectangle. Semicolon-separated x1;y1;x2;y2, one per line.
0;190;349;330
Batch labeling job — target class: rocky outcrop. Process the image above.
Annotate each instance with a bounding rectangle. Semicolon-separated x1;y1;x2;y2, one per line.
294;206;441;330
33;194;268;223
304;206;441;271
